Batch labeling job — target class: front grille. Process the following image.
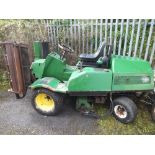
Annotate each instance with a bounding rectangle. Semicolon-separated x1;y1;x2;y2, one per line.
114;76;151;85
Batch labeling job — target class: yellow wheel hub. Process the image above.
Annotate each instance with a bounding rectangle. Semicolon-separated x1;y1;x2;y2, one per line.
35;93;55;112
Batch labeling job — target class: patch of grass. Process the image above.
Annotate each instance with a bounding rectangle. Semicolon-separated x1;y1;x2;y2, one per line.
0;70;9;90
95;103;155;135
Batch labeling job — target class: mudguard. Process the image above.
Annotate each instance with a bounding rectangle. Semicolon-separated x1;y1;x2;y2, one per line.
29;77;67;93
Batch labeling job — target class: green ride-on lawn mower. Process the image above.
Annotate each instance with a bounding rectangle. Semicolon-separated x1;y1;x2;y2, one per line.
2;41;155;124
28;41;155;124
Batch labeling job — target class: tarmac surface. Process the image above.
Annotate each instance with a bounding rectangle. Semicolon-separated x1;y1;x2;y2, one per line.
0;90;99;135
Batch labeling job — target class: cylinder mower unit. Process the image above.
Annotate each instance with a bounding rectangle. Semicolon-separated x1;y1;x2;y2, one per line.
0;42;31;98
3;41;155;124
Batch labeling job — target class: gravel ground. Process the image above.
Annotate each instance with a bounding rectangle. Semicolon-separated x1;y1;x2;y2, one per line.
0;90;99;135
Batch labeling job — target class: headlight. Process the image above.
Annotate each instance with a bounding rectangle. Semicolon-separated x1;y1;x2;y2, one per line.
141;76;150;83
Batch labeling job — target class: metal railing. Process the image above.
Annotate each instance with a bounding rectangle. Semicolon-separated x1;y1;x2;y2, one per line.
45;19;155;64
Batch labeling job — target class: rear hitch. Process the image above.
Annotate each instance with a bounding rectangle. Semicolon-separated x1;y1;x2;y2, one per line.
151;104;155;121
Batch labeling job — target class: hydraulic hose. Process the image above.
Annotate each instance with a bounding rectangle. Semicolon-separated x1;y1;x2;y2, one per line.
98;93;114;119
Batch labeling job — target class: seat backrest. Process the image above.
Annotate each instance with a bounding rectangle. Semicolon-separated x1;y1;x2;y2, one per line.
94;42;106;58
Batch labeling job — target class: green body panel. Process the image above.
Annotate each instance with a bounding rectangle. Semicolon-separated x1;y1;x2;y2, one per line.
31;59;45;78
111;55;154;91
63;65;76;81
67;67;112;92
43;53;66;80
30;48;154;94
30;77;67;93
31;52;76;81
33;41;42;59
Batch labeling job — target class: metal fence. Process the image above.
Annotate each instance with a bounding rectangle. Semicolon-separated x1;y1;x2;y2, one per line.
45;19;155;65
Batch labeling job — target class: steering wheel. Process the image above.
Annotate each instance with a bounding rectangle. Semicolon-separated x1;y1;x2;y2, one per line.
58;44;74;59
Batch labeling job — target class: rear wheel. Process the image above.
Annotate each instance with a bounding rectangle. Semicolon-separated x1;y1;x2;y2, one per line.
32;89;64;116
151;104;155;122
113;97;137;124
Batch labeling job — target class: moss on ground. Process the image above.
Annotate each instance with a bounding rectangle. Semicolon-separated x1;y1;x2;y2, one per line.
96;103;155;135
0;70;9;90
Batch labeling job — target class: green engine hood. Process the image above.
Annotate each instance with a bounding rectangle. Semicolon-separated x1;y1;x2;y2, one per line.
111;55;154;91
111;55;153;74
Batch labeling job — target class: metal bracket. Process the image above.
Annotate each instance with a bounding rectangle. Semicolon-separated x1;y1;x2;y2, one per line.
76;97;93;111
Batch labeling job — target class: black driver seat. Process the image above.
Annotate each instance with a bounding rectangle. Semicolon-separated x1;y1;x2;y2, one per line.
79;42;105;62
78;42;112;68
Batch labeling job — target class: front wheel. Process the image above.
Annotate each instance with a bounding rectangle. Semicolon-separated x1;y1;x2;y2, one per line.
32;89;64;116
113;97;137;124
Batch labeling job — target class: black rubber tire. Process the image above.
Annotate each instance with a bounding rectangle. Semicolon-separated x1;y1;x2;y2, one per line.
32;89;64;116
113;97;137;124
151;104;155;122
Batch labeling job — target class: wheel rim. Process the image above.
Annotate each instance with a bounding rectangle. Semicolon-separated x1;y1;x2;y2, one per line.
114;105;127;119
35;93;55;112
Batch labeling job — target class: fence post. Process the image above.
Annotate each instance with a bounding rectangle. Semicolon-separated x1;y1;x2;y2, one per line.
95;19;98;50
90;19;93;53
139;19;147;58
66;19;70;47
110;19;113;45
113;19;118;55
70;19;73;49
50;21;53;48
118;19;124;55
100;19;103;44
86;19;89;52
46;20;50;42
104;19;108;56
128;19;136;56
144;19;154;60
123;19;129;56
82;20;85;53
134;19;141;57
78;20;81;54
62;19;66;45
150;36;155;64
74;19;77;52
56;20;59;50
52;21;56;50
